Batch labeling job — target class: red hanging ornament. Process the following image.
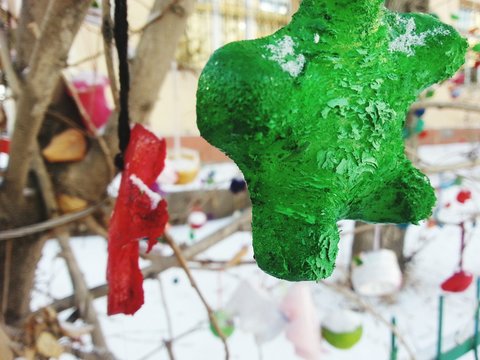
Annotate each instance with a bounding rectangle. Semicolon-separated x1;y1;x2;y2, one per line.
456;189;472;204
107;124;169;315
441;270;473;292
441;222;473;293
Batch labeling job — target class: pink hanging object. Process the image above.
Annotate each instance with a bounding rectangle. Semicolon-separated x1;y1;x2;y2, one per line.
441;270;473;292
280;284;321;360
71;74;112;131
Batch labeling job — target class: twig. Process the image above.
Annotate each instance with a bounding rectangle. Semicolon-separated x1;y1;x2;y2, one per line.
38;209;252;314
320;281;417;360
101;0;120;109
56;229;113;355
0;25;21;97
163;232;230;360
67;50;104;67
83;215;109;239
157;274;175;359
0;199;107;241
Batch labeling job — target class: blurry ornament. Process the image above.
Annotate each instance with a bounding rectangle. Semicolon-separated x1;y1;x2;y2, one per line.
230;177;247;194
188;210;207;229
36;331;63;358
351;249;402;297
441;223;473;293
204;170;216;185
42;129;87;163
456;189;472;204
0;132;9;173
472;43;480;53
210;310;235;338
425;89;436;98
225;281;287;344
450;87;462;99
167;147;200;184
321;310;363;350
414;118;425;134
280;284;321;360
418;130;429;140
57;194;88;213
414;108;426;117
70;73;112;131
107;124;169;315
450;13;460;21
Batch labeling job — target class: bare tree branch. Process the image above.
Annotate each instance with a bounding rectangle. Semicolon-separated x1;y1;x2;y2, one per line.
101;0;120;110
4;0;91;204
411;101;480;113
163;231;230;360
129;0;196;123
0;26;21;97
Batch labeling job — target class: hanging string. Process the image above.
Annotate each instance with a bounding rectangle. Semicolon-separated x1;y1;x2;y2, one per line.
458;222;466;270
114;0;131;170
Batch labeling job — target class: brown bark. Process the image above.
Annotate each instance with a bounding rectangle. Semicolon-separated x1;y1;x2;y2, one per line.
130;0;196;122
0;0;91;323
15;0;50;71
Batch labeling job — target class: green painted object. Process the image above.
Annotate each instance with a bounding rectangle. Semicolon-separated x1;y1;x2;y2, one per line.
322;325;363;350
196;0;467;281
210;310;235;338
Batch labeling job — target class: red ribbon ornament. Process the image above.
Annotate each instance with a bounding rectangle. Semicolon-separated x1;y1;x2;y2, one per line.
107;124;169;315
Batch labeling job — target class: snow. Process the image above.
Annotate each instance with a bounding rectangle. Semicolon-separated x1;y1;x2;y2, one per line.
130;174;163;209
32;143;480;360
265;35;306;77
322;310;362;334
389;15;450;56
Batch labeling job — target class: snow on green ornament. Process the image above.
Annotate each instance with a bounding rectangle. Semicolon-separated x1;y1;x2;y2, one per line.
210;310;235;338
321;310;363;350
196;0;467;281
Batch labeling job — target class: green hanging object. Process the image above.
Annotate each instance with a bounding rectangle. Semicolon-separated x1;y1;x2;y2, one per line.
425;88;436;98
414;118;425;134
472;43;480;53
210;310;235;338
196;0;467;281
450;14;460;21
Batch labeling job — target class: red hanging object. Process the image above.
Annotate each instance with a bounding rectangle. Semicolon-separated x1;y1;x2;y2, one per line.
107;124;169;315
441;270;473;292
456;189;472;204
441;222;473;293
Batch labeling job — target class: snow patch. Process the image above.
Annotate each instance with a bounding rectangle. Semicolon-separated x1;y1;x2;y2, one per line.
265;35;306;77
129;174;162;209
314;33;320;44
322;310;362;333
389;15;450;57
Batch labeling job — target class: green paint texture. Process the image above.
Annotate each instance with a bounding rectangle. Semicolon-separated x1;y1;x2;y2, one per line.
196;0;467;281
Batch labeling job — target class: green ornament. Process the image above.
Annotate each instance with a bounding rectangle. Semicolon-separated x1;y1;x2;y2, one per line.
414;118;425;134
210;310;235;338
322;325;363;350
197;0;467;281
472;43;480;53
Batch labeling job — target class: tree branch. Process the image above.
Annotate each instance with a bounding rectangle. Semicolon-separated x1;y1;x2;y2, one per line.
101;0;119;110
129;0;196;123
3;0;91;206
42;209;252;315
0;26;21;97
163;231;230;360
411;101;480;114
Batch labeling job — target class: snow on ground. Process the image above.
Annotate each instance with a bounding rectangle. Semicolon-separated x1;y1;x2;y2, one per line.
33;144;480;360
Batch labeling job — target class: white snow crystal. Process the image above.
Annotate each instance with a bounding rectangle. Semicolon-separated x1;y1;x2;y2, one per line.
388;15;450;57
314;33;320;44
265;35;306;77
130;174;162;210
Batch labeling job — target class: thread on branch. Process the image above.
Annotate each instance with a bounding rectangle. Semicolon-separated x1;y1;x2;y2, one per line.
114;0;131;170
